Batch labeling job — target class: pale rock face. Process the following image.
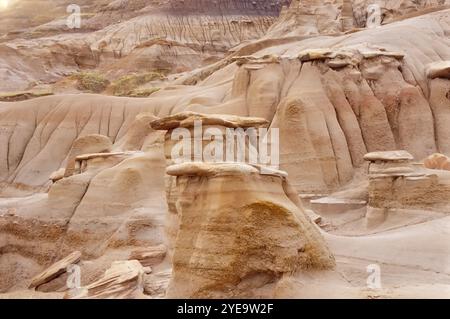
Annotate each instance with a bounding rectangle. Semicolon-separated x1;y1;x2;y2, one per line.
166;162;334;298
143;269;172;298
268;0;343;36
59;150;167;258
0;118;169;292
269;0;448;37
352;0;450;26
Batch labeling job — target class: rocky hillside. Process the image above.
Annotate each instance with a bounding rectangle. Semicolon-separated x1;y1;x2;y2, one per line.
0;0;291;92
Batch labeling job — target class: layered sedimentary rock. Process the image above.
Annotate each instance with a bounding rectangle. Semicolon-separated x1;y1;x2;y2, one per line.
2;0;447;92
28;251;81;290
166;162;334;298
268;0;343;36
69;260;150;299
150;111;272;251
63;134;113;178
352;0;450;26
0;111;169;292
1;10;449;195
364;151;450;227
267;0;449;37
0;0;290;92
129;244;167;268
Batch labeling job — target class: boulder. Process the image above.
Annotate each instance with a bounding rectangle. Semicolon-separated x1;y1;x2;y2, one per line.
69;260;149;299
29;251;81;289
424;153;450;171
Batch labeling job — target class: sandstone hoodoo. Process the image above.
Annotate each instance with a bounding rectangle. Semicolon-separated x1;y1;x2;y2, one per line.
149;111;273;166
364;150;450;227
0;0;449;300
166;162;334;298
150;111;278;258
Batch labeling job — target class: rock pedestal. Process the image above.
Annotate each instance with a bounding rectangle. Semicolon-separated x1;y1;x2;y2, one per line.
149;111;334;298
364;150;450;227
150;112;270;249
165;162;334;298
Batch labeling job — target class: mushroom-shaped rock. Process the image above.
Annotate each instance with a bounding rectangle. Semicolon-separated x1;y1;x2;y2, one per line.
64;134;113;177
166;162;335;298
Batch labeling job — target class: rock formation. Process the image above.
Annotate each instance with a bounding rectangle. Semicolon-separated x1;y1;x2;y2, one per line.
150;111;272;250
0;1;449;299
129;245;167;268
166;162;334;298
29;251;81;290
63;134;113;177
424;153;450;171
0;0;290;92
364;150;450;227
148;111;334;297
69;260;150;299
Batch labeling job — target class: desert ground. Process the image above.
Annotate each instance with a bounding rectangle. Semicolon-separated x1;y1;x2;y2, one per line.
0;0;449;299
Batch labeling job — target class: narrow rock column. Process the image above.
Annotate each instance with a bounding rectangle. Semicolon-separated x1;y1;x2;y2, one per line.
341;0;355;31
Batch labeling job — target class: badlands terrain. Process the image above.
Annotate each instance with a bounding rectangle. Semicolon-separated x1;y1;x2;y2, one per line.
0;0;450;299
